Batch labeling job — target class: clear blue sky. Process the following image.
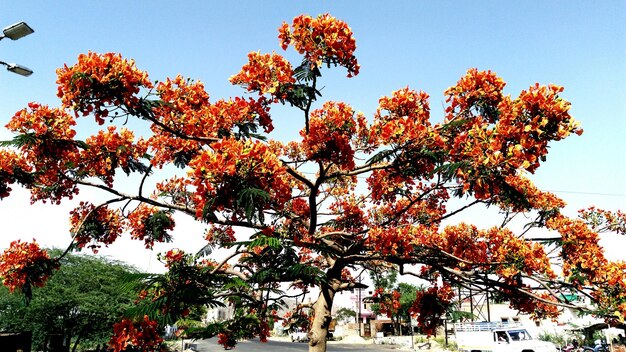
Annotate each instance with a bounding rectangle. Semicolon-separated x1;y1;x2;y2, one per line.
0;1;624;267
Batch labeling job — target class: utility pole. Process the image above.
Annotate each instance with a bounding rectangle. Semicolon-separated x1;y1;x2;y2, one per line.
358;276;362;336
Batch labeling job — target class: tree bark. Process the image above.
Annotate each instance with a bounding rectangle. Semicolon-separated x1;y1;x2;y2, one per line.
308;284;335;352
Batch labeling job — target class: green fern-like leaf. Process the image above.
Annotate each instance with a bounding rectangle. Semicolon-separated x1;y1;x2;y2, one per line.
222;277;251;291
236;187;269;223
122;158;151;175
173;150;195;169
294;59;320;82
0;133;38;148
366;148;397;165
430;161;469;181
196;243;214;257
245;236;281;250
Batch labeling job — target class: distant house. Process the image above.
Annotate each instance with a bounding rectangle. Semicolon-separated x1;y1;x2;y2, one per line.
457;292;604;338
205;305;235;323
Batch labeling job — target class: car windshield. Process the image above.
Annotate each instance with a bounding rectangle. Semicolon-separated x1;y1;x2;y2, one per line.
508;329;531;341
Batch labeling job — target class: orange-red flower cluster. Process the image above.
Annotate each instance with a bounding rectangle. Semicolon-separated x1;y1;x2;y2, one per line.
153;76;273;136
162;249;186;269
374;288;402;318
428;223;554;279
155;176;191;206
367;170;412;204
442;69;582;202
257;319;271;343
152;75;210;135
498;174;566;212
141;134;201;170
5;103;80;203
0;149;32;199
282;310;312;330
365;225;427;257
230;51;295;99
69;202;125;253
108;315;163;352
7;102;77;140
301;101;357;170
547;215;607;285
409;284;454;336
371;88;434;145
145;85;273;168
445;68;506;123
127;204;175;249
0;240;58;293
591;261;626;318
188;138;291;219
217;332;237;349
366;185;448;235
279;14;359;77
579;207;626;235
56;52;152;124
289;197;311;220
79;126;146;186
204;225;236;246
207;97;273;134
495;83;582;174
508;291;561;322
329;197;366;233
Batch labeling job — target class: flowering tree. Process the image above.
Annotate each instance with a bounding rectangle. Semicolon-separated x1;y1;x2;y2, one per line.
0;13;625;352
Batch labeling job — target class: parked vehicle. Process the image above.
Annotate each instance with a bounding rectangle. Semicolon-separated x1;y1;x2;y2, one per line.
455;322;558;352
290;329;309;342
560;339;581;352
559;338;610;352
588;339;609;352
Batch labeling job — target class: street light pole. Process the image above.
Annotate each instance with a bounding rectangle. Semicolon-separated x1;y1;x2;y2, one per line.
1;21;34;77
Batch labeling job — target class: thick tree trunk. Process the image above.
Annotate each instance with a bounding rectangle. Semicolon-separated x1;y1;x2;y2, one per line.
393;316;400;336
308;285;335;352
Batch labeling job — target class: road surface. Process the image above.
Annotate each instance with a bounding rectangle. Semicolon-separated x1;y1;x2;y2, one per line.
190;338;406;352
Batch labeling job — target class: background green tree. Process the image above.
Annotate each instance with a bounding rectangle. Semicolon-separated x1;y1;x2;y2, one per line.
334;307;356;324
368;268;424;336
369;268;398;293
0;250;139;352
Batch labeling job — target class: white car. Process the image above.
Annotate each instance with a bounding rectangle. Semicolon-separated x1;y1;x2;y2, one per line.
290;329;309;342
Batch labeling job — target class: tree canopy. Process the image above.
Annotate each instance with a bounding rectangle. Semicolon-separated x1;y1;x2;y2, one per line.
0;12;625;352
0;250;139;352
369;269;421;336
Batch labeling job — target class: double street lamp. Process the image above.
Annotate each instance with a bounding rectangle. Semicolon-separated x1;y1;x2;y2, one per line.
0;21;34;77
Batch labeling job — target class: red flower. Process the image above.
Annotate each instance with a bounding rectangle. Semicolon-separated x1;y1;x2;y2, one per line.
409;285;454;336
162;249;186;269
301;101;357;170
0;240;58;294
188;138;291;219
217;332;237;349
109;315;163;352
56;52;153;124
69;202;126;253
279;14;359;77
127;204;175;249
230;51;295;99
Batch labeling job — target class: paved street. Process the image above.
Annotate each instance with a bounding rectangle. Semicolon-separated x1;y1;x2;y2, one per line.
191;338;406;352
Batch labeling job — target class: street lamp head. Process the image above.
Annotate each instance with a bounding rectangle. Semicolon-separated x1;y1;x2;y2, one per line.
7;63;33;76
1;22;34;41
0;61;33;76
